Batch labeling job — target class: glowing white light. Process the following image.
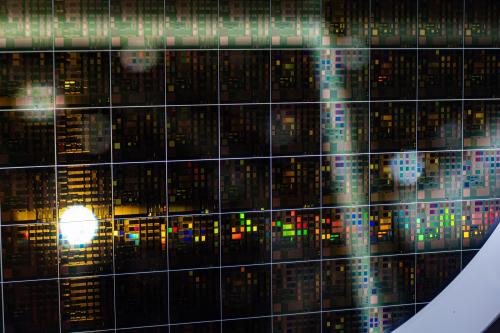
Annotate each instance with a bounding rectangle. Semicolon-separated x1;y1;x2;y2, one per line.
59;206;98;245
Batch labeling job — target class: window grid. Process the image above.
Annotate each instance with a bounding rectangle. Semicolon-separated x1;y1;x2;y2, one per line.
0;0;491;331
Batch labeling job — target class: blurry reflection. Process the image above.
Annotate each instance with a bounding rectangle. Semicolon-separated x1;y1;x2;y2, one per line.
56;109;111;164
15;85;53;112
119;51;160;73
389;153;421;187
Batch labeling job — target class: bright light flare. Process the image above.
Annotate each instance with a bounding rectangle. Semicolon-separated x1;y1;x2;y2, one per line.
59;206;98;245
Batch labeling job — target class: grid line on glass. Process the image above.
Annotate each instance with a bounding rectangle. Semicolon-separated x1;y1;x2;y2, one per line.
0;96;500;113
3;47;500;53
0;147;497;172
218;0;223;331
0;247;476;285
3;196;500;230
163;0;171;330
0;205;6;332
368;0;373;322
57;302;428;333
269;0;274;331
461;0;466;272
415;0;419;315
108;0;118;330
52;0;63;331
319;0;324;331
